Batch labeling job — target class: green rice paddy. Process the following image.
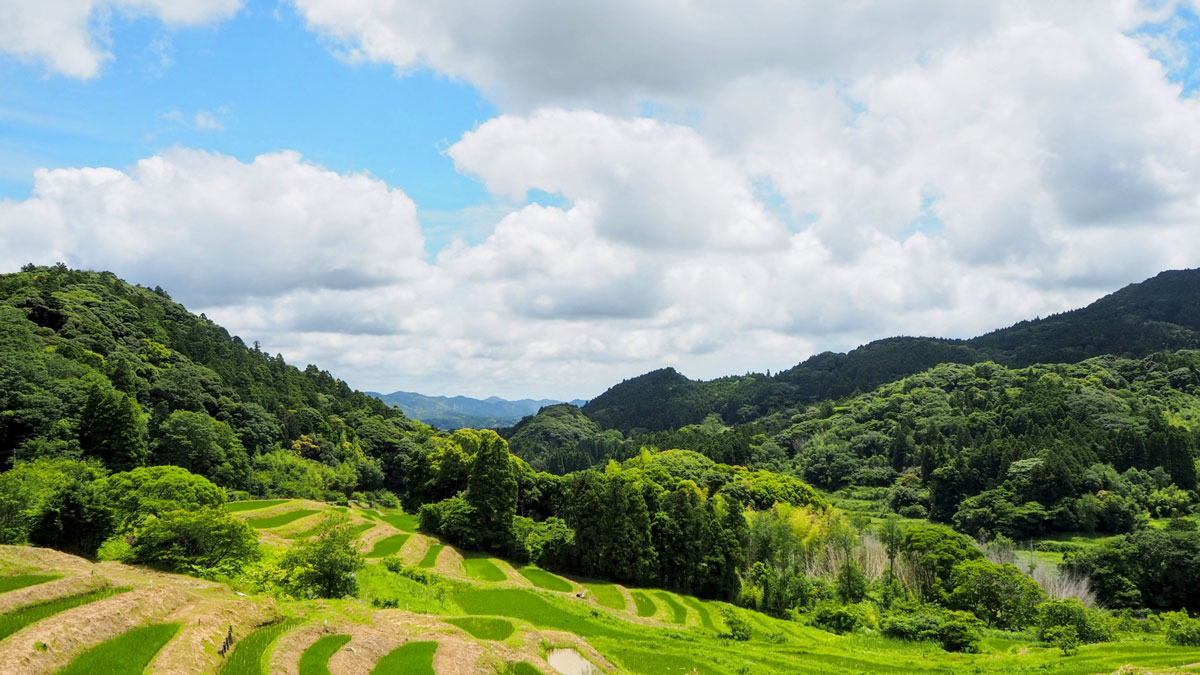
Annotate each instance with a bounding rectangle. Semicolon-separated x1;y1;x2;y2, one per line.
517;566;572;592
58;622;180;675
653;590;688;624
246;509;320;529
462;557;506;582
629;590;657;618
417;544;444;568
225;499;290;513
582;582;626;611
445;616;515;640
0;586;129;641
378;513;418;531
219;618;302;675
365;534;411;559
371;640;437;674
0;573;60;594
297;633;351;675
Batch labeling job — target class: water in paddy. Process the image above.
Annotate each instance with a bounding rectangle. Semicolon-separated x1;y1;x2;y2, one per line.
546;648;599;675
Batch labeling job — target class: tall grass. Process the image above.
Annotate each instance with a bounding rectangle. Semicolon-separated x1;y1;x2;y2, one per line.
0;585;129;640
298;634;351;675
59;622;180;675
219;618;302;675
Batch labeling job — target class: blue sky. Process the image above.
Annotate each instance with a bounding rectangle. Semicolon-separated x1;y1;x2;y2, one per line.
0;0;500;248
1;1;1199;399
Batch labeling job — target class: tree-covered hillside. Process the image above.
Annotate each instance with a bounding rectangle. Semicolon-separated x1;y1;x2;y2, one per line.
583;269;1200;433
0;264;427;499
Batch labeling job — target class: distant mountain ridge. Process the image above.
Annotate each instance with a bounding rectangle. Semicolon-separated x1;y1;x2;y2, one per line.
583;268;1200;433
368;390;587;429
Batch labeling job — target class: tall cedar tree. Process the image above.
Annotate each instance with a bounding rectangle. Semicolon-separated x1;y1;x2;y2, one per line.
467;430;518;552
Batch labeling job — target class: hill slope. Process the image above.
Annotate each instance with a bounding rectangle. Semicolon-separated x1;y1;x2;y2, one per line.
0;264;423;495
584;268;1200;432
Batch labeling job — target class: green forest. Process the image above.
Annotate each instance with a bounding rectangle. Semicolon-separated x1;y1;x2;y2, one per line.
4;264;1200;671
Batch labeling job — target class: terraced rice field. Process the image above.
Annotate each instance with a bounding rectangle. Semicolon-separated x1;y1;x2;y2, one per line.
653;590;688;624
378;513;419;531
372;641;438;674
446;616;515;640
298;634;351;675
7;512;1200;675
517;566;572;592
0;573;60;594
629;590;657;617
462;557;507;582
417;544;444;568
0;585;129;640
59;622;180;675
225;499;290;513
220;618;302;675
582;582;626;611
365;534;411;558
246;509;320;529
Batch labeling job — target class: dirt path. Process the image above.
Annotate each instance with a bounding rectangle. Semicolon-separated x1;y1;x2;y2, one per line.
435;546;465;577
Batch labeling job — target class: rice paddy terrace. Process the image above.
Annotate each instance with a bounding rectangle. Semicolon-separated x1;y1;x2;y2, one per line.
3;498;1200;674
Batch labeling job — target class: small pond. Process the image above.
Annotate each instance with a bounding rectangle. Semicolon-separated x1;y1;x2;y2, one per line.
546;648;600;675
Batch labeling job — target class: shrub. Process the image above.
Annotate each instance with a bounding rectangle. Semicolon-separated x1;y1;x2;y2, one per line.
935;612;982;653
1045;625;1080;655
898;504;928;519
1037;598;1113;644
881;612;941;642
276;516;364;598
129;508;259;576
719;606;751;641
1166;616;1200;647
812;603;866;635
881;606;981;653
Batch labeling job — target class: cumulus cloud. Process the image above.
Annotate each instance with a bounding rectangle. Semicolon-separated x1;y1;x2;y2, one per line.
0;0;241;78
447;110;786;252
0;149;426;305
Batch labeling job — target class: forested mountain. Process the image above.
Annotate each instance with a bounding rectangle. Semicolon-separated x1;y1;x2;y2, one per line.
583;268;1200;433
366;390;585;429
0;264;427;497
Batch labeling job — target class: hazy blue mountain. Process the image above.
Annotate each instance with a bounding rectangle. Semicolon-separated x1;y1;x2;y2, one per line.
367;390;588;429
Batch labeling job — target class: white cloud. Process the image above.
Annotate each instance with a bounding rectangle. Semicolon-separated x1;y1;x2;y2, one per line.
193;110;221;130
0;0;241;78
0;149;426;305
6;2;1200;399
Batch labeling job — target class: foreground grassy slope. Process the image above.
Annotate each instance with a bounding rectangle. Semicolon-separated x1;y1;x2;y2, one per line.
5;500;1200;673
